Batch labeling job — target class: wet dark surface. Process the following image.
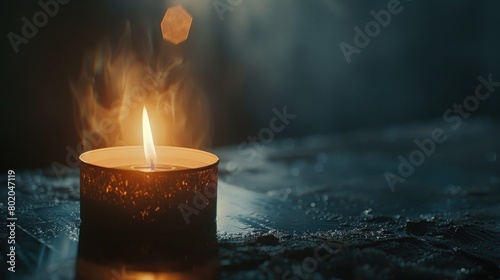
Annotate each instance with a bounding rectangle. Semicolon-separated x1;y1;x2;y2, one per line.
1;119;500;279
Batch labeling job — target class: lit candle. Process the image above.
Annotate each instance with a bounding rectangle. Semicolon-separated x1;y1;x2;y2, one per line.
142;106;157;171
79;106;219;232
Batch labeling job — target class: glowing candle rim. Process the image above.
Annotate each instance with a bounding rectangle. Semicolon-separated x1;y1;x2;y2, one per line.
80;146;219;173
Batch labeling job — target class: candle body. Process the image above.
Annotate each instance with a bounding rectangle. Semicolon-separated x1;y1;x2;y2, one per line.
80;146;218;232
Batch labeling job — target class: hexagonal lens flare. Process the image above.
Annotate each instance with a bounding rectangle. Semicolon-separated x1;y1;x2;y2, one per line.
161;5;193;45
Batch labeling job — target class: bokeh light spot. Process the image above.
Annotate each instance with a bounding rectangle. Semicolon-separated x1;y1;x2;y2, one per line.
161;5;193;45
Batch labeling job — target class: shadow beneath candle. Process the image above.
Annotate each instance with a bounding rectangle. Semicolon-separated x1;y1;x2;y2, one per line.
75;222;219;280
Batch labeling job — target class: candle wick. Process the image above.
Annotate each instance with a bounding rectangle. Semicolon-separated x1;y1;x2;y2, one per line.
150;159;155;171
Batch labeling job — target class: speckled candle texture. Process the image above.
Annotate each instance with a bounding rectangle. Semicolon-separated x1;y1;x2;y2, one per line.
80;161;218;232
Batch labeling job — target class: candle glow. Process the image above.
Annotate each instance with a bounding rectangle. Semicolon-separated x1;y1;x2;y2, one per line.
142;106;157;170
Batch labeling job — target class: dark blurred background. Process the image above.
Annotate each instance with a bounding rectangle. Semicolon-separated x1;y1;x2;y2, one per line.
2;0;500;169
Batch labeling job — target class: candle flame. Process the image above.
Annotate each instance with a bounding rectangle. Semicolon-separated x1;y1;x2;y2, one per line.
142;106;157;170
